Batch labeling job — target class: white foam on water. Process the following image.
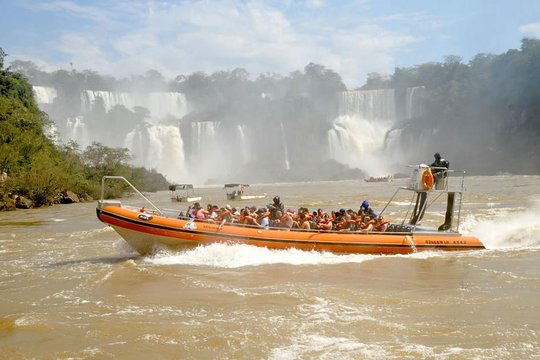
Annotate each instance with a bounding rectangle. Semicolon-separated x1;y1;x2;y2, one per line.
145;243;378;268
461;200;540;250
269;334;389;360
391;201;413;206
69;227;116;239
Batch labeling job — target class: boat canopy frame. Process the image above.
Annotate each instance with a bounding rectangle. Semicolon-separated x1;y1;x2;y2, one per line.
378;168;466;233
99;176;162;214
99;168;468;235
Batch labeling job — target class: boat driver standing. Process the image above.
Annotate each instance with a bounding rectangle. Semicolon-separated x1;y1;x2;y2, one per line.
430;152;450;190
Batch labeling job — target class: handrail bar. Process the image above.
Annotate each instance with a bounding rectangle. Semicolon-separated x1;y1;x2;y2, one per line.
99;176;161;213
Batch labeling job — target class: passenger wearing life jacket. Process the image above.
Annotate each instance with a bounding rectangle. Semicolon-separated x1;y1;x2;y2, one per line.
346;209;359;230
316;213;333;231
274;210;294;229
230;206;240;221
255;208;270;228
334;209;350;231
374;215;389;232
217;206;234;230
298;213;311;230
239;208;257;226
248;206;257;217
354;212;365;230
359;215;376;232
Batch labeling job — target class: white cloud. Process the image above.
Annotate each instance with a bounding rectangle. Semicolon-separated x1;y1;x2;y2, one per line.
519;22;540;37
304;0;327;9
32;0;116;26
19;0;425;88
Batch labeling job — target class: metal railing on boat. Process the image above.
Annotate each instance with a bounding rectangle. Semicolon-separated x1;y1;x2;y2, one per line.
99;176;162;214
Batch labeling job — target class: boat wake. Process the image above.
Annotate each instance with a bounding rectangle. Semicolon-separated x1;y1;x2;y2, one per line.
143;203;540;267
144;243;378;268
463;200;540;250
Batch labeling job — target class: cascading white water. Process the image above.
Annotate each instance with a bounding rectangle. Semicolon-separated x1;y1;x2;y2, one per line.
29;89;190;182
236;124;251;164
65;116;91;148
383;86;426;157
191;121;218;163
43;122;60;145
405;86;425;119
338;89;395;120
328;90;395;175
280;122;291;171
328;115;393;172
187;121;232;182
81;91;188;120
32;86;57;104
125;124;186;182
76;91;189;182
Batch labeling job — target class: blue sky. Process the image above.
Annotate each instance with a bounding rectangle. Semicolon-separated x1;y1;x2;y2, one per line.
1;0;540;88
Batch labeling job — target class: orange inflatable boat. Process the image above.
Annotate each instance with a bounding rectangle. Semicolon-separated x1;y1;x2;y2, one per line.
96;166;485;255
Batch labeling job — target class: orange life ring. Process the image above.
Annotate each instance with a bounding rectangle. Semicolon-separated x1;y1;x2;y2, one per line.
422;168;434;190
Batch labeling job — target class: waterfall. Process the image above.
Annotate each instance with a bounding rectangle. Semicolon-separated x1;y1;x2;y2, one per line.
328;115;392;172
82;91;133;112
125;124;186;182
382;86;426;155
81;91;188;120
328;89;396;175
43;121;60;145
32;86;57;104
187;121;228;182
236;124;251;164
77;91;189;181
190;121;218;162
280;123;291;171
405;86;425;119
29;89;190;182
338;89;395;121
65;116;91;148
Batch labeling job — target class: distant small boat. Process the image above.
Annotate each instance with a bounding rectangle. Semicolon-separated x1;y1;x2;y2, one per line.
223;184;267;201
169;184;202;203
364;175;393;183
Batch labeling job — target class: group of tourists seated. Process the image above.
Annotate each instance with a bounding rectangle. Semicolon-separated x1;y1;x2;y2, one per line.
183;197;389;233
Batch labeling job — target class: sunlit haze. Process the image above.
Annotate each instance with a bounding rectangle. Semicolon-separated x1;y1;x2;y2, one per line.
2;1;540;184
1;0;539;88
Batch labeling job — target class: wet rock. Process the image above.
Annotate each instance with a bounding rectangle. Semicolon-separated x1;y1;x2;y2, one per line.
15;196;33;209
60;190;80;204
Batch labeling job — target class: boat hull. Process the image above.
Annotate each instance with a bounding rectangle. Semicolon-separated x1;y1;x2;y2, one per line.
226;194;267;201
171;196;202;202
97;205;485;255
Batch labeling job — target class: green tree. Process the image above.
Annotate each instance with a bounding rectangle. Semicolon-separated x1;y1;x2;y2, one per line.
0;48;6;70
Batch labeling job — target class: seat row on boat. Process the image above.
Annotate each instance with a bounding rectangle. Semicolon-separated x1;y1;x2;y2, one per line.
180;198;390;233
